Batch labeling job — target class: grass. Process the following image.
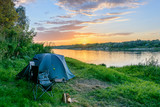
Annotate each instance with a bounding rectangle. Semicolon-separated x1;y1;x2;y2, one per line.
0;57;160;106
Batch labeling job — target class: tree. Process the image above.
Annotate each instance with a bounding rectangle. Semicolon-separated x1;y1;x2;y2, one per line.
0;0;18;29
16;6;29;30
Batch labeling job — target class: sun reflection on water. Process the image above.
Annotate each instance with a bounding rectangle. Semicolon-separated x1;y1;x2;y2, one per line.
52;49;160;67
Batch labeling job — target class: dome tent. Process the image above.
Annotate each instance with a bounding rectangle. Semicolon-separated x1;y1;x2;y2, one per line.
17;53;75;81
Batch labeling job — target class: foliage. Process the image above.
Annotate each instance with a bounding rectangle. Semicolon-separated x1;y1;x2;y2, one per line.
0;1;51;61
0;0;18;29
16;5;29;30
54;39;160;50
143;56;159;66
0;26;41;59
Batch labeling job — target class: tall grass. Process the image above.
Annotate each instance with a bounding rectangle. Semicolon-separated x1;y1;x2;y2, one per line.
112;56;160;84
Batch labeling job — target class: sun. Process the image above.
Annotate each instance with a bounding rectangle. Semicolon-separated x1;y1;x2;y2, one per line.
80;38;88;45
82;42;87;45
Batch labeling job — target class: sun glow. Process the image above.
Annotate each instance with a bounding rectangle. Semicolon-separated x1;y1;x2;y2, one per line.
80;38;88;45
82;42;87;45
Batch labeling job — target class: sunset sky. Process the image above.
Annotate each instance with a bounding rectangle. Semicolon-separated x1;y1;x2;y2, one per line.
17;0;160;46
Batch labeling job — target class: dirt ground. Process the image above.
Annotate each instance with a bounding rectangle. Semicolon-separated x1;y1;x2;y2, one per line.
70;78;110;93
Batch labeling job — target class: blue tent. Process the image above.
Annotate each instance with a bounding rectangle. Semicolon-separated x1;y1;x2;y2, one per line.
17;53;75;81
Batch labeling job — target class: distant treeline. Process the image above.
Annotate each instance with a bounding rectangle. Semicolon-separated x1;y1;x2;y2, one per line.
54;40;160;51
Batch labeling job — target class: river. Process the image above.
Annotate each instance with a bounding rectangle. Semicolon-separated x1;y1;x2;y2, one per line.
52;49;160;67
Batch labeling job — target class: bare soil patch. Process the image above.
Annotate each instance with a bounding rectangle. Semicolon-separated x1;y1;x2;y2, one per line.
70;78;110;92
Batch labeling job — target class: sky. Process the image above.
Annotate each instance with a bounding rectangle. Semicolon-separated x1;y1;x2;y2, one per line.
17;0;160;46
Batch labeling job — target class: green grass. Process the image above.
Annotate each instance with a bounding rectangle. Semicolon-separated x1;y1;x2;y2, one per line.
0;57;160;106
112;64;160;84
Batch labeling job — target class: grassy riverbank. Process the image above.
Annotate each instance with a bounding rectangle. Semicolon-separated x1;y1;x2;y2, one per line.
0;57;160;106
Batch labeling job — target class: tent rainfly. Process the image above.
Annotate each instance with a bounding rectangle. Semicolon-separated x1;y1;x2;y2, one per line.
17;53;75;81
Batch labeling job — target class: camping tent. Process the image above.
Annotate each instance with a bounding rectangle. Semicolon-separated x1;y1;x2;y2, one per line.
17;53;75;81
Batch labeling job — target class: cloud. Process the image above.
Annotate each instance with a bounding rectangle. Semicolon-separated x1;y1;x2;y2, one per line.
99;32;133;37
15;0;36;6
35;16;120;32
50;13;77;19
93;16;120;23
115;19;129;22
35;31;95;41
109;32;133;36
46;20;83;25
107;11;135;15
34;22;43;26
35;26;132;42
74;32;96;37
53;24;86;31
35;31;76;41
36;27;46;31
45;16;120;25
55;0;143;16
34;31;134;42
36;23;86;32
56;15;72;18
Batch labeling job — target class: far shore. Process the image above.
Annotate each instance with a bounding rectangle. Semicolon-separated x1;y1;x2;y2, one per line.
53;47;160;51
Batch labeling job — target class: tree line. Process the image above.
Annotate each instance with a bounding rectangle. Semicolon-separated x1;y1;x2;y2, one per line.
54;39;160;50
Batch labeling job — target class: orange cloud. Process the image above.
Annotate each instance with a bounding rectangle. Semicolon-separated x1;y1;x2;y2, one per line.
34;31;76;41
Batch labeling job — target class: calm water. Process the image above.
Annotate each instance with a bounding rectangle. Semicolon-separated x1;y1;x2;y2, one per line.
52;49;160;67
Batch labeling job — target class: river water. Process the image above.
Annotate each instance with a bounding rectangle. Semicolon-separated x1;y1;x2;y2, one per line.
52;49;160;67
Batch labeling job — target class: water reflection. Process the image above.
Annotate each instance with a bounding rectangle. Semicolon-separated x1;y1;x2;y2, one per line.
52;49;160;67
